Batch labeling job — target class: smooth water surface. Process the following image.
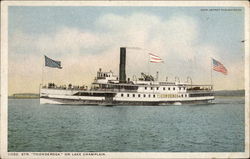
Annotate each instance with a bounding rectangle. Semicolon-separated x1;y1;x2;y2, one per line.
8;97;244;152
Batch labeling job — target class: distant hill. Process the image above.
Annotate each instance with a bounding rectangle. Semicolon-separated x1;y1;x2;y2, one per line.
9;93;39;99
214;90;245;97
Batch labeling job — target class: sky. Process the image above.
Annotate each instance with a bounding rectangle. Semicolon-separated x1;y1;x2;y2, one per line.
8;6;245;95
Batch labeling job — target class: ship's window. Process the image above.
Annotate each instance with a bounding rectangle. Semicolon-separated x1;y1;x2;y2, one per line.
145;87;147;90
153;95;156;98
179;87;181;90
151;87;153;90
168;87;170;90
144;94;146;97
121;94;124;97
181;94;183;97
173;87;175;90
148;94;151;98
163;87;165;90
138;94;140;97
157;87;159;90
184;87;186;90
133;94;135;97
127;94;129;97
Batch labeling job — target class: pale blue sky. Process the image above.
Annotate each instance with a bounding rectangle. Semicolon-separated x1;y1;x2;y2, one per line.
9;6;244;45
8;6;245;93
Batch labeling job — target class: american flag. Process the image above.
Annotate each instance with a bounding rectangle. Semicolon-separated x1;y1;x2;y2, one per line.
45;55;62;69
212;58;227;75
149;53;164;63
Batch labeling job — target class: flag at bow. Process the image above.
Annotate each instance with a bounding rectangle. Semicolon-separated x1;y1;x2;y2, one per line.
44;55;62;69
149;53;164;63
212;58;227;75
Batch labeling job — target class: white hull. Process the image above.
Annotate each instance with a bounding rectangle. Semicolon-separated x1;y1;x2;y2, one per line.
40;97;214;105
40;88;214;106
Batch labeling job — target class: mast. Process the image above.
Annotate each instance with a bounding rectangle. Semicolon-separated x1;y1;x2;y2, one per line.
210;57;213;89
39;56;45;96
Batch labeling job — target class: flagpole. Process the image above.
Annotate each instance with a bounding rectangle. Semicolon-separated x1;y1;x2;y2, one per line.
39;56;44;97
42;56;45;87
148;55;150;75
210;57;213;88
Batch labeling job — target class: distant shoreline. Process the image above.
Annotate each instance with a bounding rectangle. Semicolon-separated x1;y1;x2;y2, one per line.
214;90;245;97
8;96;39;99
8;90;245;99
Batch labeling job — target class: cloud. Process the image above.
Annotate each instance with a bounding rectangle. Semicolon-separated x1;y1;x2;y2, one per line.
8;13;244;94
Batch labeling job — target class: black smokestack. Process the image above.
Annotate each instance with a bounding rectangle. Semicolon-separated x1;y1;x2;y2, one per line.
119;47;126;83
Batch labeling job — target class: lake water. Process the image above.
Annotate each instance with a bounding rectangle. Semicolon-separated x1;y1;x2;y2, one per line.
8;97;245;152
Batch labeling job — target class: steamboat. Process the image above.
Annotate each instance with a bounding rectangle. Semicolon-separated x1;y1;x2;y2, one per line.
40;47;214;105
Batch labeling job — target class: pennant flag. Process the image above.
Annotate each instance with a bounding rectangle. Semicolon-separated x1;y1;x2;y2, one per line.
149;53;164;63
212;58;227;75
44;55;62;69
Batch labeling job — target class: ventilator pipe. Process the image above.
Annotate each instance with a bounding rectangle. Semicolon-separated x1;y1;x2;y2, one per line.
175;76;180;83
187;76;192;85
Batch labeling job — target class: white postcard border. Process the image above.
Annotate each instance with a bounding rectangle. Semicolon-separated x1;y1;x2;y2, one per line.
1;1;249;159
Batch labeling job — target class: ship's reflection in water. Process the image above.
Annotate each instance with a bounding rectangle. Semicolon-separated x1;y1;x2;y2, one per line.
8;97;244;152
